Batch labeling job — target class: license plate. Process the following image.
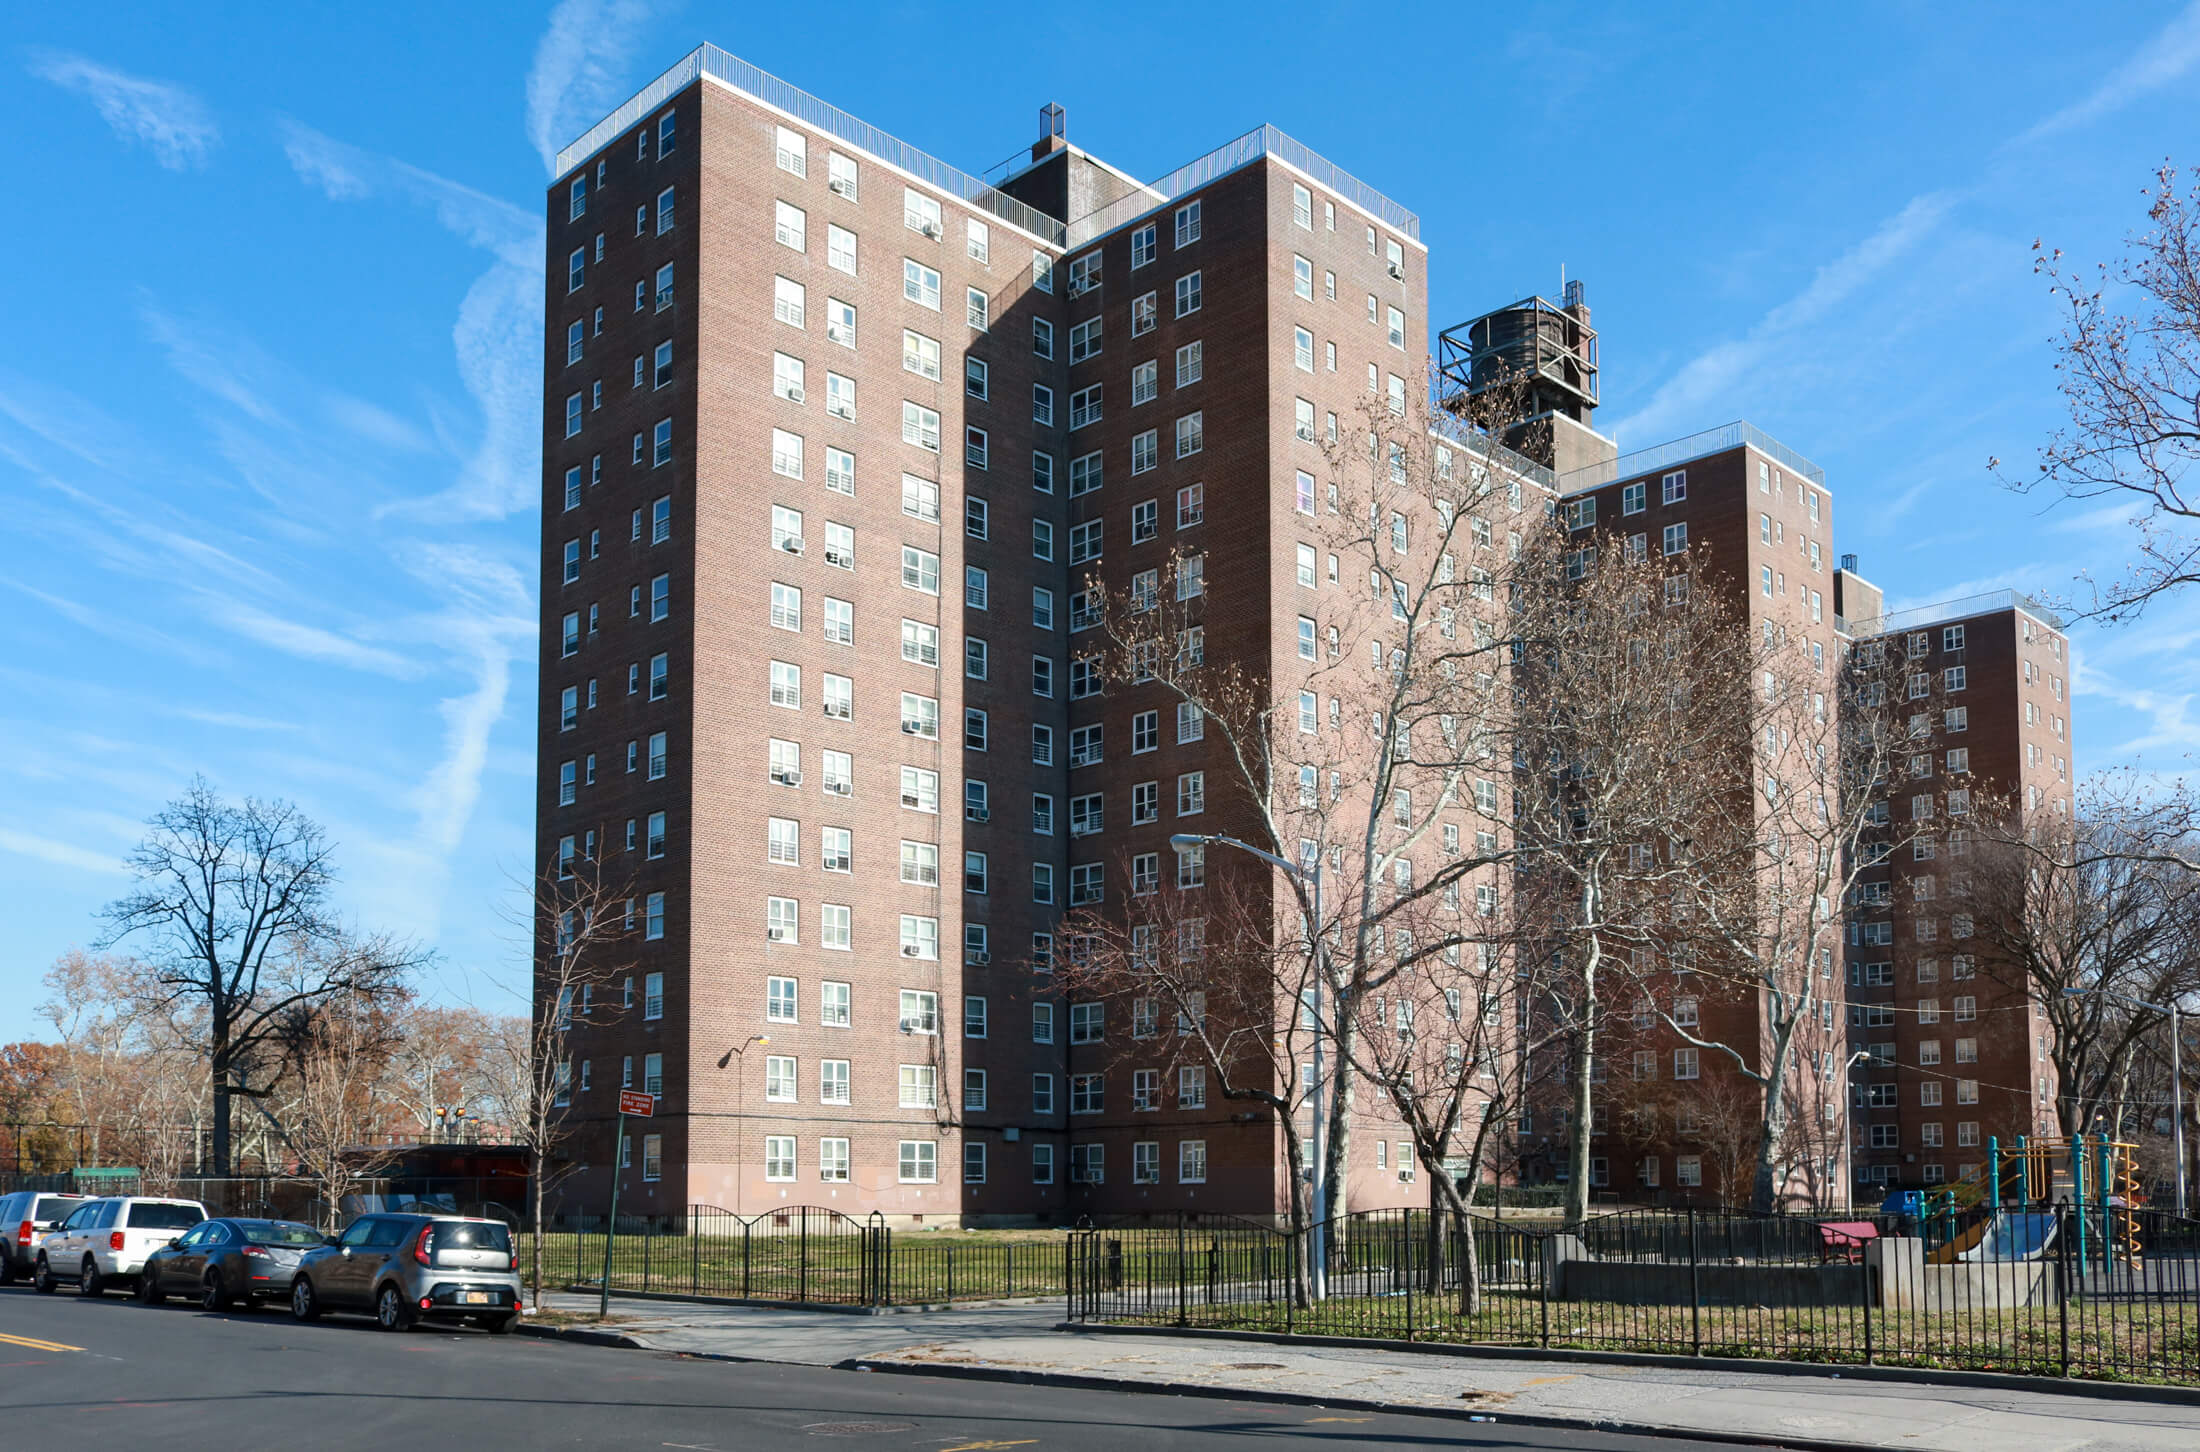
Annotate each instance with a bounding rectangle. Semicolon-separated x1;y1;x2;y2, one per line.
463;1291;490;1305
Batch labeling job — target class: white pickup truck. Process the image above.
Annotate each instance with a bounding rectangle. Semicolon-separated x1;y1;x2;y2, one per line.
35;1196;208;1296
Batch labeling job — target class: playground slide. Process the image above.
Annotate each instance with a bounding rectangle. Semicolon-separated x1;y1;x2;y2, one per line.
1927;1216;1992;1265
1964;1212;2056;1263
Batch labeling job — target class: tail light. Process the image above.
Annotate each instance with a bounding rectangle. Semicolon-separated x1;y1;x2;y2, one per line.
412;1226;434;1266
109;1231;126;1252
244;1244;271;1259
508;1248;519;1272
15;1220;30;1247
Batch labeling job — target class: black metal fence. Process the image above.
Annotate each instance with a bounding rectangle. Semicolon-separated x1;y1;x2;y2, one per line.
1067;1204;2200;1385
530;1205;1064;1306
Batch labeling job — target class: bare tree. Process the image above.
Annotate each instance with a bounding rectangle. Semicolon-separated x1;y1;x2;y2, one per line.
384;1005;503;1140
1507;528;1754;1227
1997;163;2200;623
268;983;405;1230
97;779;424;1173
1655;624;1914;1210
1056;847;1323;1301
1950;789;2200;1142
490;857;638;1310
37;951;207;1187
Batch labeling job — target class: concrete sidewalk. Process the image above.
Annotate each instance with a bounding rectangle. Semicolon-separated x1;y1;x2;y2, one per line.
526;1293;2200;1451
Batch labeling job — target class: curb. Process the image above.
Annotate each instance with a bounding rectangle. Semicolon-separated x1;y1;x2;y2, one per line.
556;1286;1062;1316
513;1322;650;1350
838;1354;1880;1452
1060;1321;2200;1408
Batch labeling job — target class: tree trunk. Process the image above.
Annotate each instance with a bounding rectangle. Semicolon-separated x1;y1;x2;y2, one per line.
209;1056;234;1177
1565;1024;1594;1228
530;1153;546;1310
1323;1011;1355;1237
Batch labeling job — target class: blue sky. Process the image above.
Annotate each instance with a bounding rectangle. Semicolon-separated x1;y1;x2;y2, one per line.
4;1;2197;1041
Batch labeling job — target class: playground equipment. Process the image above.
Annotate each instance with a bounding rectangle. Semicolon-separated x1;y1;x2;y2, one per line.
1922;1135;2141;1271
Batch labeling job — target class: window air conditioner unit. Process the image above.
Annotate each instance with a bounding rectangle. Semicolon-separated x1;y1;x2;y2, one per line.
825;781;851;796
967;951;990;966
901;793;923;809
824;549;851;568
829;178;852;197
786;386;804;403
900;946;923;958
768;928;790;942
829;327;852;346
966;807;990;822
780;537;804;553
922;221;942;239
902;721;925;734
1388;263;1404;280
779;771;802;786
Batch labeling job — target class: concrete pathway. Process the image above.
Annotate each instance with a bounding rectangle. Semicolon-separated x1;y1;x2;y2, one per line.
530;1292;2200;1451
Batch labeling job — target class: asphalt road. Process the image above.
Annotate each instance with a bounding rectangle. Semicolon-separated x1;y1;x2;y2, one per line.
0;1283;1746;1452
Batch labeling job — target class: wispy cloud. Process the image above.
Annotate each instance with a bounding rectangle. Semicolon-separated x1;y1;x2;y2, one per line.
0;828;123;876
1604;193;1956;445
28;51;219;170
201;598;421;679
524;0;660;174
279;121;545;522
2016;2;2200;145
141;306;284;425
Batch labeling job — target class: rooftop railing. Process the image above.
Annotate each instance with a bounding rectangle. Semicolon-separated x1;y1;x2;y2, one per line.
554;45;1066;246
1849;588;2066;639
1065;123;1420;250
1556;420;1827;495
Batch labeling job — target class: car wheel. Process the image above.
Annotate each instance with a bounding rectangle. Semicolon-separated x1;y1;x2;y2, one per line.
78;1257;105;1298
289;1276;320;1322
374;1284;414;1333
32;1256;55;1295
482;1313;518;1335
201;1271;232;1312
136;1270;165;1305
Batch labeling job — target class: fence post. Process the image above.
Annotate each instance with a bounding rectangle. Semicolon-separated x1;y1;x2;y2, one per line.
1005;1241;1014;1299
689;1207;700;1294
1176;1218;1188;1327
947;1244;955;1303
2057;1203;2071;1377
741;1220;752;1300
1539;1225;1551;1349
798;1211;810;1305
1861;1244;1874;1366
1688;1206;1702;1357
1403;1210;1414;1341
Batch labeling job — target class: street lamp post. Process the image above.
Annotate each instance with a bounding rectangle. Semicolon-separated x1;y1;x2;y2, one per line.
716;1035;772;1216
1173;832;1327;1291
2063;987;2186;1219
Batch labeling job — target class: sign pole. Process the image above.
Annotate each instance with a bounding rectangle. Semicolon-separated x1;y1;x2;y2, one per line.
599;1090;657;1320
599;1110;624;1321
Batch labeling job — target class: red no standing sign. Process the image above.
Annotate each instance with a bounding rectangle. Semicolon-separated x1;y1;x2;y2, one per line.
618;1090;657;1118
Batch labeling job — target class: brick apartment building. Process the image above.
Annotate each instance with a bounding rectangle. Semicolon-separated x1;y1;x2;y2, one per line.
533;42;2071;1223
1845;595;2073;1190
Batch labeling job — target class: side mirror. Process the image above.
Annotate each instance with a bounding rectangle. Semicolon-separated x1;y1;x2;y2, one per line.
325;1233;342;1246
167;1238;183;1249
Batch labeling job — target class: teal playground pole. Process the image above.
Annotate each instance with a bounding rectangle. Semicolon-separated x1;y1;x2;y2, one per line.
2097;1133;2114;1269
1989;1137;2002;1219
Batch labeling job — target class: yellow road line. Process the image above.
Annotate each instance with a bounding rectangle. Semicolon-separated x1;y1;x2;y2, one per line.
0;1331;83;1353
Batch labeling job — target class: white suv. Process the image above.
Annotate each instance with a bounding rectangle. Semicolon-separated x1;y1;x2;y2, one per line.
35;1197;207;1297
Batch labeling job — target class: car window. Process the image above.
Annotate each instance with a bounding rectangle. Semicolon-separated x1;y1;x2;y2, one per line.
246;1222;326;1247
366;1218;415;1249
127;1202;205;1230
33;1197;87;1224
338;1218;379;1247
61;1204;95;1231
434;1220;513;1252
95;1201;124;1229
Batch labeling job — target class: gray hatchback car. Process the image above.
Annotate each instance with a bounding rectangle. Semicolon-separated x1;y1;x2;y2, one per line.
288;1213;522;1333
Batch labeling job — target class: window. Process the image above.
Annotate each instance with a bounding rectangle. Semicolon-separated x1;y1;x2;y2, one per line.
1176;411;1204;458
765;1055;797;1103
1673;1047;1699;1080
827;148;858;199
903;188;942;237
1662;470;1687;504
774;275;806;329
1132;291;1156;335
902;258;941;309
821;902;851;950
1291;182;1312;228
1070;384;1102;429
775;200;806;252
1293;326;1314;372
1175;270;1202;316
966;287;989;332
898;1063;938;1108
1663;521;1687;555
1175;198;1201;246
898;1141;937;1184
966;217;989;263
1176;340;1203;387
773;352;805;403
